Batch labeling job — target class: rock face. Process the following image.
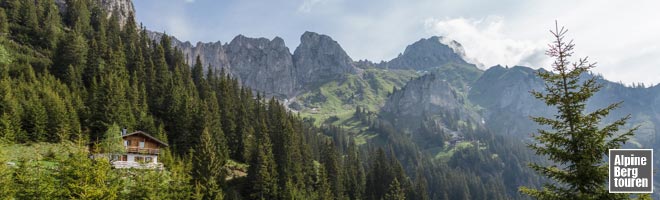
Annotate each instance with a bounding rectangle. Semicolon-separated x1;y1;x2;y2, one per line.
151;31;359;98
55;0;136;27
148;32;297;97
96;0;135;27
469;65;548;116
382;72;479;132
147;30;231;72
381;36;470;70
293;31;357;88
467;65;550;136
183;41;231;73
226;35;296;97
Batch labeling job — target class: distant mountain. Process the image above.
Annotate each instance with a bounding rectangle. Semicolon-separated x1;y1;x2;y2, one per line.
379;36;473;70
469;65;660;149
150;32;478;97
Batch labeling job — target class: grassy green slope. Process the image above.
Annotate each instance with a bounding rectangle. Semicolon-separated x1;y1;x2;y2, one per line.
294;68;418;131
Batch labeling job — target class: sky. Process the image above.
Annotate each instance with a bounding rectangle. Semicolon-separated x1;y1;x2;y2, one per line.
133;0;660;86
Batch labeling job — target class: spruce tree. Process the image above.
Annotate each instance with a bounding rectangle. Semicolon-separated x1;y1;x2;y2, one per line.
316;164;333;200
0;62;20;142
64;0;91;35
193;127;225;199
345;140;366;200
0;8;8;35
20;94;48;142
0;144;14;198
235;87;255;162
248;118;279;200
54;30;87;85
218;73;237;157
413;173;429;200
37;0;61;51
192;55;204;91
165;155;195;199
13;159;58;199
384;178;405;200
15;0;39;45
58;149;121;199
320;140;344;199
366;148;397;200
98;123;125;154
120;170;169;200
42;86;72;142
519;23;636;199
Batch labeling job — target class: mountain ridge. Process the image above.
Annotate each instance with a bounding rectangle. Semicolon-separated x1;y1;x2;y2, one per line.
149;31;474;98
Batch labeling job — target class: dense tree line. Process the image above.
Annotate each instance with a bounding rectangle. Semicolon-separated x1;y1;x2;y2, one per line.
359;114;546;200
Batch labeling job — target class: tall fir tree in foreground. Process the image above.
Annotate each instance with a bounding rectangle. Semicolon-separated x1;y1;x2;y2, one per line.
193;128;225;200
519;23;637;199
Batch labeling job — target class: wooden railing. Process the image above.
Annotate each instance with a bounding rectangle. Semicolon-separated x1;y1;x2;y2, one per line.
125;147;160;155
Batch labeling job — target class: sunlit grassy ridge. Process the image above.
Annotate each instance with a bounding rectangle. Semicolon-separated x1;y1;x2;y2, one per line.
296;68;418;129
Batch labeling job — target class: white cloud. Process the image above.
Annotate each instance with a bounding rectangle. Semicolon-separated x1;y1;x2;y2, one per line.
183;0;195;3
424;17;548;69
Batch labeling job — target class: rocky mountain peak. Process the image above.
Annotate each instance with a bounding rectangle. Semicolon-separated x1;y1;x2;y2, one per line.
228;35;289;52
150;31;365;98
271;36;286;47
382;36;470;70
226;35;296;98
293;31;357;87
295;31;353;60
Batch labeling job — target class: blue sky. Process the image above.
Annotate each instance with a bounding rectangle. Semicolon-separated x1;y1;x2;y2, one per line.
134;0;660;85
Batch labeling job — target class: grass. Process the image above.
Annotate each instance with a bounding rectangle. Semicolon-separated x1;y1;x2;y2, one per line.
225;159;249;181
0;142;86;170
0;142;85;162
297;68;418;130
353;131;379;145
225;159;249;170
432;141;474;161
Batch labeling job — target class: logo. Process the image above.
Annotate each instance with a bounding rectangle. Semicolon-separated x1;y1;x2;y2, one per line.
608;149;653;193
